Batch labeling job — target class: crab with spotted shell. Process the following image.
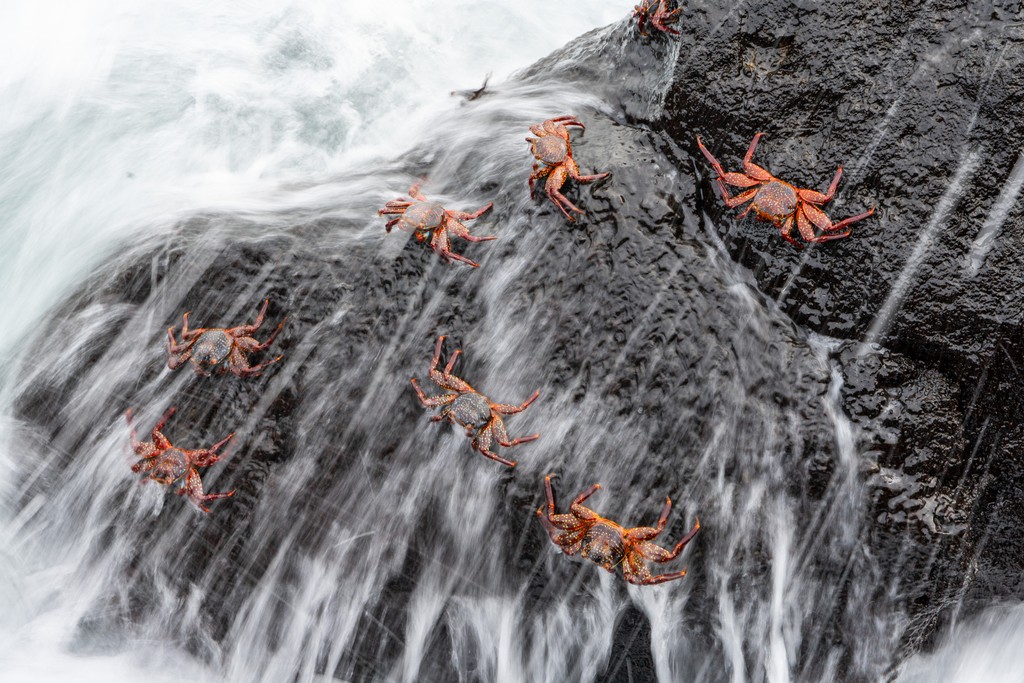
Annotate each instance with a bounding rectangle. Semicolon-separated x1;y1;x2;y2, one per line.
697;132;875;246
526;115;610;221
126;407;235;513
378;181;496;268
411;335;540;468
166;298;285;377
538;473;700;585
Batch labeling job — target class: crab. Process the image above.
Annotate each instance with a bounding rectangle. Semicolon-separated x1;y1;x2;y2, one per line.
166;298;285;377
126;407;235;512
537;474;700;585
378;182;496;268
697;132;875;246
410;335;540;468
526;116;610;221
634;0;683;36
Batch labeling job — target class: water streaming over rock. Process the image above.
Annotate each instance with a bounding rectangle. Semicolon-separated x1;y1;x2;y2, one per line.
3;2;1024;682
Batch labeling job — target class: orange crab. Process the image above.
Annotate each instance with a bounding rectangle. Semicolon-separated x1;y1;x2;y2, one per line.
378;182;496;268
126;407;235;512
538;474;700;585
634;0;683;36
697;132;875;246
166;298;285;377
526;116;610;221
411;335;540;468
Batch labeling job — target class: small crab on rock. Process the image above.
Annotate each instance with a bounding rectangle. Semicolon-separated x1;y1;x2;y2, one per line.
696;132;872;246
126;407;235;512
378;182;496;268
538;474;700;585
411;335;540;468
166;298;285;377
697;133;875;246
526;116;610;221
634;0;683;36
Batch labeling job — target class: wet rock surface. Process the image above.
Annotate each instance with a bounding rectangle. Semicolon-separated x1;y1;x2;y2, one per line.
651;0;1024;653
10;2;1024;682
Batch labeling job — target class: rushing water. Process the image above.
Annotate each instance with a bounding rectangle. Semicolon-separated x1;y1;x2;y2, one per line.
1;2;1022;683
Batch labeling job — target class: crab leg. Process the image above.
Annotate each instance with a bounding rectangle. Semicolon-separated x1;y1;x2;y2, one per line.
491;417;539;449
634;570;689;585
625;497;673;541
428;335;446;372
496;433;539;448
379;201;413;215
798;166;844;204
152;406;176;435
449;201;493;221
696;136;762;206
779;215;804;247
529;163;553;199
796;211;834;244
473;423;520;466
180;312;204;341
166;345;194;370
539;475;591;534
472;423;517;467
547;115;586;132
407;182;428;202
726;187;759;210
166;326;192;355
546;167;585;221
237;355;283;378
802;203;874;234
443;348;461;374
477;448;517;468
191;432;235;467
125;409;148;454
236;317;285;352
639;518;701;563
177;468;235;513
429;227;480;268
491;389;540;415
567;158;610;184
571;483;602;508
543;473;559;516
446;218;497;243
228;346;283;378
230;299;270;336
410;379;457;407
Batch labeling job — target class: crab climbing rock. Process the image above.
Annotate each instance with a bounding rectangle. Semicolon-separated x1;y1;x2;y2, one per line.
126;407;235;512
634;0;683;36
538;474;700;585
526;116;610;221
378;182;496;268
166;298;285;377
411;335;540;467
697;133;875;246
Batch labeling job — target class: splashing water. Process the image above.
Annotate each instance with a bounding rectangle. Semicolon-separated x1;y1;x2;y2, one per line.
0;1;627;680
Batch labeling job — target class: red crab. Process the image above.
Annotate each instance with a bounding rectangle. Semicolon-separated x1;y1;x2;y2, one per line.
378;182;496;268
634;0;683;36
166;298;285;377
126;407;235;512
697;132;875;246
526;116;610;221
411;335;540;468
538;474;700;585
